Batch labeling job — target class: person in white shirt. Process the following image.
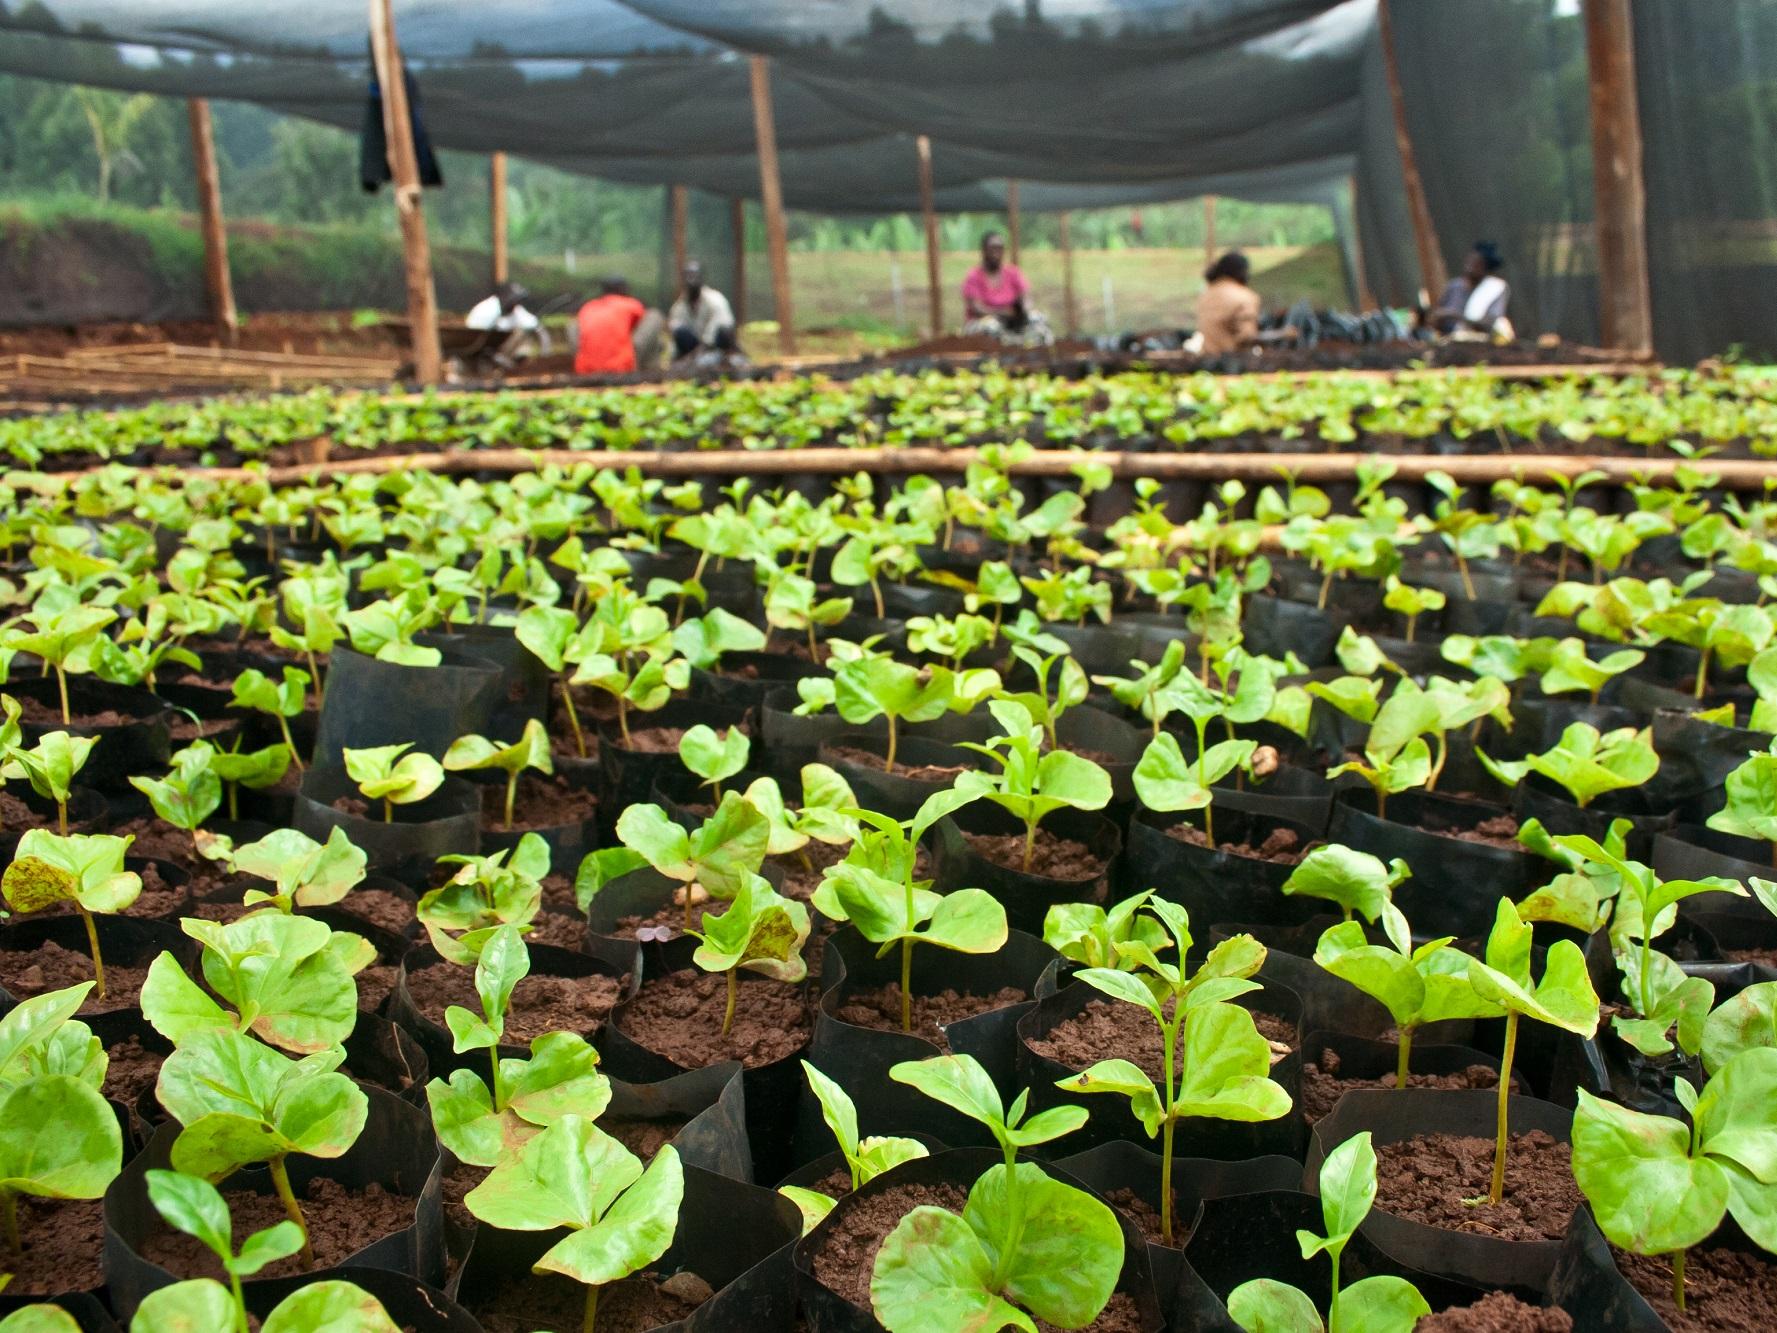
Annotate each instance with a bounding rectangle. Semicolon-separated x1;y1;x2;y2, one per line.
667;261;737;359
1426;242;1513;340
465;282;549;362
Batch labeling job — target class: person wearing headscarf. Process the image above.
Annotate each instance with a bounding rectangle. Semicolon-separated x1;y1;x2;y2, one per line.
961;231;1053;345
1194;250;1265;355
1429;242;1512;338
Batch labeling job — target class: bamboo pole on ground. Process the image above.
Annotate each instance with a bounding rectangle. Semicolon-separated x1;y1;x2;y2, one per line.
369;0;442;385
1377;0;1447;301
730;198;748;324
1006;180;1021;265
670;185;689;278
490;152;509;285
185;98;237;345
917;136;942;338
1583;0;1654;357
748;56;796;357
1058;211;1078;335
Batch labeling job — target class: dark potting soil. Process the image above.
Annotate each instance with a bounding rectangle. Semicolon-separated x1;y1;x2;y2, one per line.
2;1196;105;1293
809;1178;1146;1332
825;744;967;784
469;1269;704;1333
1417;1291;1572;1331
107;817;231;899
0;942;149;1011
166;713;233;743
332;795;373;818
770;841;847;903
1103;1186;1179;1250
1165;821;1309;865
334;887;417;937
1373;1131;1578;1242
1299;1047;1506;1122
615;893;727;943
1617;1241;1777;1332
103;1033;163;1108
614;969;811;1069
12;694;134;729
1026;998;1295;1082
356;963;400;1014
1726;947;1777;969
963;828;1106;881
0;790;64;835
443;1159;488;1234
602;1116;690;1161
1425;811;1522;850
45;860;186;920
479;773;596;832
138;1178;415;1281
832;984;1029;1052
622;723;752;756
405;961;624;1043
524;909;586;951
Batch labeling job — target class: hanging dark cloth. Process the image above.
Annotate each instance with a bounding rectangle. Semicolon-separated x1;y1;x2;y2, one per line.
360;62;443;192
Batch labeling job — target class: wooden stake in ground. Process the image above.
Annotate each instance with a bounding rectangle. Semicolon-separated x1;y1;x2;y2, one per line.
1348;173;1377;310
1006;180;1022;265
1583;0;1654;357
369;0;442;385
748;55;796;357
185;98;237;344
1378;0;1447;301
670;184;689;278
1058;211;1078;336
730;197;748;324
1203;194;1217;267
917;136;942;338
490;152;509;286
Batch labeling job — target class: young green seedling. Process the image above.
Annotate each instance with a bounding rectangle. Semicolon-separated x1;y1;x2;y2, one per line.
418;835;551;964
812;792;1006;1033
514;603;596;757
736;763;860;872
129;740;222;855
4;730;97;836
1707;741;1777;870
677;723;749;801
0;982;105;1094
443;718;553;831
1132;730;1255;854
229;666;310;771
135;1272;400;1332
672;606;768;670
615;792;770;934
343;742;445;823
0;1065;122;1265
1326;682;1441;821
1571;1049;1777;1313
1043;890;1169;972
1281;844;1409;924
152;1027;367;1269
1538;637;1646;707
204;825;368;914
1056;897;1291;1242
1226;1131;1430;1333
1093;640;1192;739
1;831;141;997
1465;898;1601;1205
464;1117;682;1333
953;699;1112;872
690;875;810;1038
1314;904;1501;1088
780;1061;928;1232
832;652;999;773
0;598;115;725
1382;575;1446;645
208;740;293;823
154;901;373;1045
1479;723;1659;810
874;1053;1122;1333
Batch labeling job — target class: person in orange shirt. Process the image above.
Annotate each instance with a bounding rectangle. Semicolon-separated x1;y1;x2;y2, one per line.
572;278;663;375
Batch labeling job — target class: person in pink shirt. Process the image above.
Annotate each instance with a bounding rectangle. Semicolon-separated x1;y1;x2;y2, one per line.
960;231;1052;344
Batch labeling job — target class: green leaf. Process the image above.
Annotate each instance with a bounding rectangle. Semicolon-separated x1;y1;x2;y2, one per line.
1702;981;1777;1076
129;1280;238;1333
1282;845;1406;924
1227;1278;1324;1333
679;724;750;787
1171;1002;1295;1123
1328;1276;1431;1333
0;1075;121;1199
536;1144;683;1287
870;1205;1036;1333
3;831;141;916
962;1164;1123;1328
144;1168;232;1265
779;1185;837;1236
1309;1131;1377;1258
1055;1059;1165;1137
261;1281;401;1333
889;1055;1006;1136
1571;1090;1725;1257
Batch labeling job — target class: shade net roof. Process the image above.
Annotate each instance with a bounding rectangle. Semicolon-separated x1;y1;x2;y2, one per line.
2;0;1773;358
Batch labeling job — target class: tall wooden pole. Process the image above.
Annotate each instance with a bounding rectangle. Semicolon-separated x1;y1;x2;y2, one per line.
490;151;509;285
1203;194;1218;267
730;197;748;325
1058;210;1078;336
748;56;796;357
1005;180;1021;265
369;0;441;384
670;185;689;278
916;136;942;338
184;97;236;344
1348;173;1377;310
1377;0;1447;300
1583;0;1653;356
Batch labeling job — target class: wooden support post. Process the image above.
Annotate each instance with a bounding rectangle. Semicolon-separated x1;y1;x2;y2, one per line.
670;184;689;278
185;98;237;344
1203;194;1218;266
1005;180;1021;265
490;151;509;285
1058;211;1078;336
1377;0;1447;301
748;55;796;357
1583;0;1654;356
369;0;442;384
1348;173;1377;310
916;135;942;338
730;197;748;325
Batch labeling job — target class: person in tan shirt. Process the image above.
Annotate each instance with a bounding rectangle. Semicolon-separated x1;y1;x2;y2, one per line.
1195;251;1264;355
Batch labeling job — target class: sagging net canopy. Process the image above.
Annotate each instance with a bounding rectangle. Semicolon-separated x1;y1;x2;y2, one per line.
3;0;1776;360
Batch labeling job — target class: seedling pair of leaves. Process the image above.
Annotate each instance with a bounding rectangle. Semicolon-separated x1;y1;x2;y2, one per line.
343;742;443;822
229;665;311;770
1708;741;1777;870
2;727;95;836
736;762;860;867
198;825;367;915
779;1061;928;1233
136;1169;400;1332
1227;1132;1430;1333
952;698;1113;872
417;833;551;964
1043;889;1170;972
443;717;552;830
1479;722;1659;810
870;1054;1123;1333
1;830;141;997
1057;897;1290;1242
690;874;810;1038
832;652;999;772
614;793;769;935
